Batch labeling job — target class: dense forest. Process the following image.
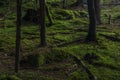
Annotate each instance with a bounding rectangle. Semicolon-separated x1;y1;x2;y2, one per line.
0;0;120;80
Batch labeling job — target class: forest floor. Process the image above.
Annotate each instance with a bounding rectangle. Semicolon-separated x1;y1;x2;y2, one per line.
0;1;120;80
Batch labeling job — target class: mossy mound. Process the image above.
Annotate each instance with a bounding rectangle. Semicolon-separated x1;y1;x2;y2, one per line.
73;11;88;18
20;48;72;68
53;9;88;20
53;9;75;20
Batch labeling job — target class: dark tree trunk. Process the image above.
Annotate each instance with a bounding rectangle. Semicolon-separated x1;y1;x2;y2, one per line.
63;0;66;8
39;0;47;47
45;4;53;26
94;0;101;24
34;0;38;10
15;0;22;73
86;0;97;42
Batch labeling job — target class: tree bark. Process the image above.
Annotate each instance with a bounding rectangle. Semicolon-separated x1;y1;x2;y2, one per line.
39;0;47;47
34;0;38;10
86;0;97;42
94;0;101;24
63;0;66;8
45;4;53;26
15;0;22;73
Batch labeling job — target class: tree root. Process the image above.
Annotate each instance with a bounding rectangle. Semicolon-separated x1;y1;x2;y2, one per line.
72;55;97;80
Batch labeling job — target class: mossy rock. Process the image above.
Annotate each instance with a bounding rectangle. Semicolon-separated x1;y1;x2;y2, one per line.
79;11;88;18
20;53;45;68
0;75;21;80
73;11;88;18
53;9;75;20
20;48;72;67
45;48;72;64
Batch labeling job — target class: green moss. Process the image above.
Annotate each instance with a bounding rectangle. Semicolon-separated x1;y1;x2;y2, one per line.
44;48;71;63
20;53;45;67
67;71;89;80
53;9;75;20
69;18;88;26
0;75;21;80
20;48;72;68
74;11;88;18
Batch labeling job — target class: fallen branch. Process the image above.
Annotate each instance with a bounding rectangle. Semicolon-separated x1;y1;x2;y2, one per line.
72;56;97;80
91;62;120;71
99;33;120;42
57;39;83;47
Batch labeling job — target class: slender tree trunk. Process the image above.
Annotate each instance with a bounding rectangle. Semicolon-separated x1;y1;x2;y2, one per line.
63;0;66;8
45;4;53;26
94;0;101;24
8;0;11;11
39;0;47;47
34;0;38;10
15;0;22;73
86;0;97;42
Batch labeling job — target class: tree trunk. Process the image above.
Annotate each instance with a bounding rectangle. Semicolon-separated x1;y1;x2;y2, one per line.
45;4;53;26
15;0;22;73
94;0;101;24
34;0;38;10
63;0;66;8
86;0;97;42
39;0;47;47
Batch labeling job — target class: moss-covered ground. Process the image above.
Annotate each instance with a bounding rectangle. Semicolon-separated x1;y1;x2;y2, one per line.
0;0;120;80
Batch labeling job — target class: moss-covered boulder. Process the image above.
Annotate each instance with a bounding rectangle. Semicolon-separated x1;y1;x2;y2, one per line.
73;11;88;18
20;48;72;68
20;48;48;68
53;9;75;20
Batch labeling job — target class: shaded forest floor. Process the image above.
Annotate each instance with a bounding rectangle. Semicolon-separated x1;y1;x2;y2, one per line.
0;1;120;80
